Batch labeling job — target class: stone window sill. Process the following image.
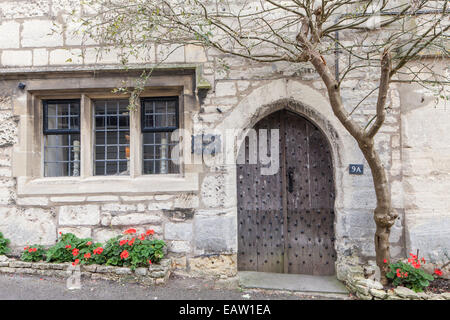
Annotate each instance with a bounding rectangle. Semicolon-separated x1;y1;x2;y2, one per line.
16;173;199;196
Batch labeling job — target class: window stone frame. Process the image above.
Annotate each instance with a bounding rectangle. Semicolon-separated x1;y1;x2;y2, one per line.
11;69;200;196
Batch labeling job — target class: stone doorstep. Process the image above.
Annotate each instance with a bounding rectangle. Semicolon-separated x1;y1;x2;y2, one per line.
238;271;349;296
0;256;172;285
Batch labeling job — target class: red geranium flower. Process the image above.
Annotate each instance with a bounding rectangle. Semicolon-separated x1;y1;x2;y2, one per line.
32;248;37;252
421;257;426;263
93;247;103;255
409;253;417;260
434;269;443;276
146;229;155;236
28;249;32;253
72;248;80;257
65;245;72;249
383;259;387;263
24;246;29;251
139;233;146;241
119;239;128;246
87;241;92;246
128;238;136;246
72;259;80;266
84;253;91;259
124;228;137;235
120;250;129;260
148;260;152;265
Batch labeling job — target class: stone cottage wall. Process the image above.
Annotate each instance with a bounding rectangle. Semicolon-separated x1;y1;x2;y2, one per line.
0;0;448;277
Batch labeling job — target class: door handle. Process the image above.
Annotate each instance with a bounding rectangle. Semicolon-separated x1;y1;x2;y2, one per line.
288;168;294;193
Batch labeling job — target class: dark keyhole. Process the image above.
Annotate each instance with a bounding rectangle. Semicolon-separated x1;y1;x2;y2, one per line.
288;167;295;193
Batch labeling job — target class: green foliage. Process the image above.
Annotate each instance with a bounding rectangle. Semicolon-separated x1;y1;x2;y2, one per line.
21;245;46;262
45;233;99;263
20;230;166;269
0;232;10;255
386;254;434;292
103;231;166;270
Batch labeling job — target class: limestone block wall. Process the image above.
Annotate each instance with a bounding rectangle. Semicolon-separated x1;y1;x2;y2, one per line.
0;0;448;274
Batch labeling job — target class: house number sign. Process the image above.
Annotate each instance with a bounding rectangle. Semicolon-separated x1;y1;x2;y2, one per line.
349;164;364;175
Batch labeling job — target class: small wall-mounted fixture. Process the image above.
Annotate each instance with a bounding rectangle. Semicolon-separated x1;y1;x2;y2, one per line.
18;82;26;90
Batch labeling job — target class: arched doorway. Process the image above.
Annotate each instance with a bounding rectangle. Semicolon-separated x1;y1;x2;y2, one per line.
237;109;336;275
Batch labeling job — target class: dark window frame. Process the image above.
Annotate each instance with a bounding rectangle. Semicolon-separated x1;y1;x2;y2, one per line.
140;96;179;133
141;96;180;175
42;99;81;177
93;99;130;176
43;99;81;135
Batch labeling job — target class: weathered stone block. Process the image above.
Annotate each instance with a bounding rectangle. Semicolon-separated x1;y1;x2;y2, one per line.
171;256;187;270
81;265;97;272
174;194;199;209
101;203;137;212
0;207;56;246
0;267;15;273
1;50;32;67
154;195;173;201
215;82;237;97
194;215;236;252
21;20;63;47
15;267;36;275
355;284;369;296
111;213;162;226
33;48;48;66
87;195;120;202
32;262;50;270
356;291;373;300
188;254;237;277
164;222;192;241
150;271;166;278
51;196;86;203
9;261;33;268
0;21;20;49
58;227;92;239
121;195;154;202
135;268;147;276
148;202;173;210
185;44;207;63
369;288;388;299
114;267;132;275
96;266;116;273
356;278;384;290
59;205;100;226
168;240;191;253
201;175;226;208
93;228;122;243
48;263;68;270
394;286;419;299
16;197;49;206
49;49;82;65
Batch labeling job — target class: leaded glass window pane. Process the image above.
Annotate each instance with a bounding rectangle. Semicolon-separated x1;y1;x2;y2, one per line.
94;100;130;176
43;100;81;177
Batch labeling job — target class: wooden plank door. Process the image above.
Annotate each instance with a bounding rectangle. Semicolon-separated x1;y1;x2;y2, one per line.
237;112;285;273
283;110;336;275
237;110;336;275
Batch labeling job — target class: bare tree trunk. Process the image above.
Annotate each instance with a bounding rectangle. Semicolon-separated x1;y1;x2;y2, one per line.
298;30;398;283
358;138;398;285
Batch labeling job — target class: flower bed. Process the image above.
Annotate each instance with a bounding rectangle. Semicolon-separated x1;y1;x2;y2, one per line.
337;253;450;300
0;228;172;285
0;255;172;285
